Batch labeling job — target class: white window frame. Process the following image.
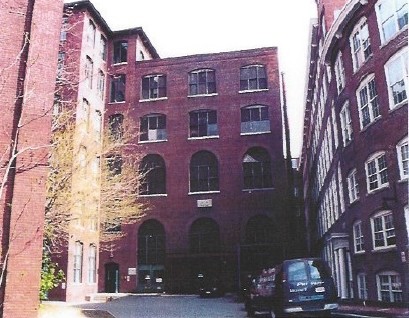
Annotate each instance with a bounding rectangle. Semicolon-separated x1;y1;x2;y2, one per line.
371;211;396;250
356;75;380;129
376;271;403;302
353;221;364;253
334;52;345;94
375;0;408;44
347;169;359;203
88;244;97;284
397;136;408;180
240;105;271;135
350;18;372;71
365;152;389;193
384;48;408;109
357;272;368;300
340;101;353;146
73;241;83;283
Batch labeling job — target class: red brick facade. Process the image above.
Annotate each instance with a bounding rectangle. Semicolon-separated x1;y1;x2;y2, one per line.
0;0;63;316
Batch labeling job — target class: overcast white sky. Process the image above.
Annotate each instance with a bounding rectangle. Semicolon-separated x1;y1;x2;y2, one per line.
66;0;318;157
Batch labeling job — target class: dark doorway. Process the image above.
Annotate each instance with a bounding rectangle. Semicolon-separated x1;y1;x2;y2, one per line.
105;262;119;293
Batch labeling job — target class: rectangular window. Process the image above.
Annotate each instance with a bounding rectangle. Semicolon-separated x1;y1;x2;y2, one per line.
371;212;396;249
87;20;96;46
334;52;345;93
357;76;380;129
189;110;218;138
353;221;364;252
188;69;216;95
100;35;107;61
377;272;403;302
350;19;372;71
73;241;83;283
110;74;126;103
60;17;68;41
85;56;93;89
340;102;353;145
376;0;408;43
347;169;359;203
366;153;388;192
140;114;167;142
113;40;128;64
397;138;409;179
357;273;368;300
385;49;408;108
97;70;105;100
108;114;124;141
141;75;167;100
88;244;97;284
241;105;270;134
240;65;267;91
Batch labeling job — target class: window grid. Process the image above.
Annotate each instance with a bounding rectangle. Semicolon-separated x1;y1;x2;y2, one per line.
240;65;267;91
353;221;364;252
113;40;128;64
348;169;359;203
189;110;218;138
241;105;270;134
350;19;372;71
73;241;83;283
334;53;345;93
110;74;126;103
142;75;167;100
340;102;353;145
88;244;97;284
190;152;219;193
377;272;403;302
372;212;396;249
188;69;216;95
140;114;167;142
366;153;388;192
385;49;408;108
357;273;368;300
376;0;408;43
397;138;409;179
358;77;380;129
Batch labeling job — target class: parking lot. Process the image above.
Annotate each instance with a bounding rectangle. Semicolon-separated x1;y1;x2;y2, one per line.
76;294;249;318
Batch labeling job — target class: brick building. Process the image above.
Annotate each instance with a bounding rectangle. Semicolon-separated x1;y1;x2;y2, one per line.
51;0;293;299
0;0;63;316
100;46;289;294
300;0;408;304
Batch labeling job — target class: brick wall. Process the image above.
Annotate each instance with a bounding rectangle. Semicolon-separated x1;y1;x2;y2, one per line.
0;0;63;317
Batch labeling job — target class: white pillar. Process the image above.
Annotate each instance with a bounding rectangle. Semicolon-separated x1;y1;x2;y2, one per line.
339;248;347;299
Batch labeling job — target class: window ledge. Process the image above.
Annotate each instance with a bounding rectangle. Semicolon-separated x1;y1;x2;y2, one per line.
139;194;168;198
239;88;269;94
360;115;382;132
188;135;219;140
398;177;408;183
188;191;220;195
112;62;127;66
240;131;271;136
242;187;275;193
108;101;126;105
188;93;218;98
348;198;360;207
354;250;365;255
139;139;168;144
366;184;389;196
371;246;396;253
139;97;168;103
388;100;407;113
379;26;408;49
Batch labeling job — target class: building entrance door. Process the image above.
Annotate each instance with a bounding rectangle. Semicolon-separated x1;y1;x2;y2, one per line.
105;262;119;293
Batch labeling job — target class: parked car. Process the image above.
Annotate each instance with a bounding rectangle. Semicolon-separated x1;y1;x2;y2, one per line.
197;274;224;298
272;258;338;317
245;268;276;317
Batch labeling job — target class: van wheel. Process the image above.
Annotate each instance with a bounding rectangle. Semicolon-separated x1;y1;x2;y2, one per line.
267;310;276;318
246;307;255;317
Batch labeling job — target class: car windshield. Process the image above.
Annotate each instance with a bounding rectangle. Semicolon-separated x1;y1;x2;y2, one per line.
287;261;307;281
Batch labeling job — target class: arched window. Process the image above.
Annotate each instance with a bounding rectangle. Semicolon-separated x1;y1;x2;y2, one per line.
189;218;220;253
138;220;166;265
190;151;219;192
240;64;267;91
139;154;166;195
188;69;216;95
245;215;275;244
242;147;272;189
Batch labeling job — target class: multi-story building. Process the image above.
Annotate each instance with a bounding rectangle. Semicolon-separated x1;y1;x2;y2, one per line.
51;1;159;302
301;0;408;304
52;0;292;300
0;0;63;316
100;46;289;294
